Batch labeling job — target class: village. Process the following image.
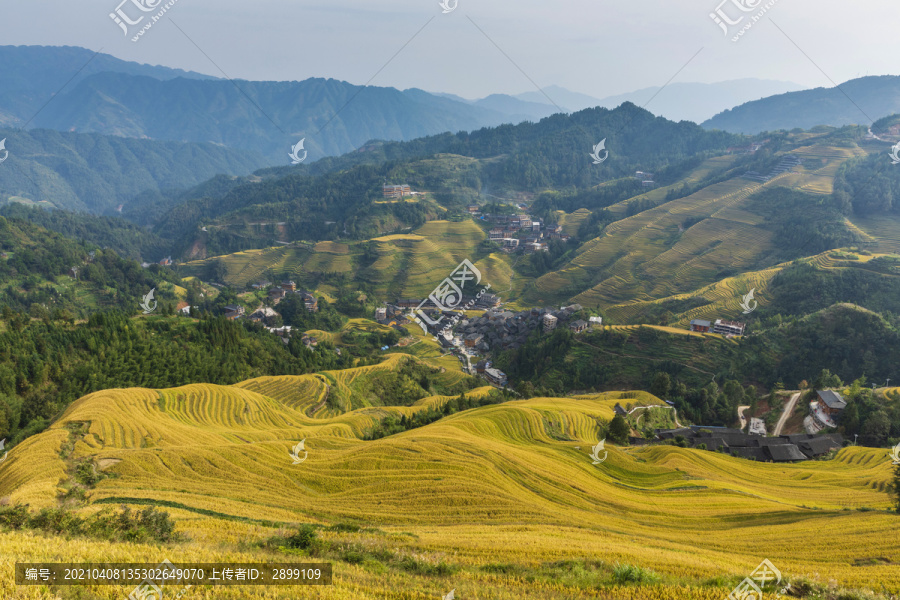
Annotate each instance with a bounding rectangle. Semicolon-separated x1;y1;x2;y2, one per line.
616;385;850;464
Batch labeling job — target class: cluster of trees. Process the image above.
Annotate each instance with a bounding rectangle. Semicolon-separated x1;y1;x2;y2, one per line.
0;216;180;317
368;362;480;408
0;204;170;262
823;375;900;446
833;152;900;216
363;391;506;440
494;312;900;442
647;371;756;427
520;238;580;277
748;188;860;260
135;103;743;258
157;164;437;256
0;311;355;445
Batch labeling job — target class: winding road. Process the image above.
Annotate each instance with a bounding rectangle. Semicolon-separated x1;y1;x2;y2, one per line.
773;392;801;437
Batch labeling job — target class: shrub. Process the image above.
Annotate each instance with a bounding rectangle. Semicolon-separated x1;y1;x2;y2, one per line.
0;503;178;542
611;563;660;584
0;504;30;529
285;524;318;550
74;461;100;486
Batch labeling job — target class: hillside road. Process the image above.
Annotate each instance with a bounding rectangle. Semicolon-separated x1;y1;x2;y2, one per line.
774;392;801;436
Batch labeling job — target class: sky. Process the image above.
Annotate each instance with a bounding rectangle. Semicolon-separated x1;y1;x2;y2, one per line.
0;0;896;100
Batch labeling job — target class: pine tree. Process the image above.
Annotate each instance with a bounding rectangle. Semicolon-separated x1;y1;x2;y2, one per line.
608;415;630;444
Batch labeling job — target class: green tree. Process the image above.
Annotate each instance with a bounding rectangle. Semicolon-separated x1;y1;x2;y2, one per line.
841;399;860;436
814;369;843;390
650;372;671;399
863;410;891;446
608;415;630;444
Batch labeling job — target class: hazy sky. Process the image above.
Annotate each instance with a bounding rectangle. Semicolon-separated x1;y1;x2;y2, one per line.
1;0;895;99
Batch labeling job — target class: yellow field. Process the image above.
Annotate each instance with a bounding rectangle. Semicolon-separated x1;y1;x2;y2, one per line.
525;142;885;309
182;221;504;300
603;249;900;326
1;357;897;599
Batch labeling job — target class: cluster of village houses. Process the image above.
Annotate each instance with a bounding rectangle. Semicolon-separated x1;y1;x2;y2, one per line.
467;208;569;254
643;388;849;462
375;293;603;388
213;280;323;348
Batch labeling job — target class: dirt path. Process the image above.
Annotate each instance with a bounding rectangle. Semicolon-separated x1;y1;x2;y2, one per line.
774;392;801;436
737;405;750;430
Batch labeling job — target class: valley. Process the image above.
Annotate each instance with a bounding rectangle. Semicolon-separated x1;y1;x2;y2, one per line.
0;29;899;600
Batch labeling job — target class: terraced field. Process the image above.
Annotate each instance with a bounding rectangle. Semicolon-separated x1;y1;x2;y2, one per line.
182;220;505;300
606;155;740;218
527;174;781;307
525;140;886;310
852;215;900;253
1;358;897;599
604;250;900;326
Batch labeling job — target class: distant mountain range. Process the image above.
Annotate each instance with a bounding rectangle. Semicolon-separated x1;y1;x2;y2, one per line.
0;46;567;163
703;76;900;134
0;45;213;127
0;46;811;166
0;128;266;214
514;80;804;125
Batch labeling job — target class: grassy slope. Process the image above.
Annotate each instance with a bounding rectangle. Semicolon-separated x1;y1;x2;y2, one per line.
603;249;900;326
0;360;896;599
181;220;532;301
526;143;869;308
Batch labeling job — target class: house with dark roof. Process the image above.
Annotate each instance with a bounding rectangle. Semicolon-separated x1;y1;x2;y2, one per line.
798;434;843;458
657;427;843;463
656;428;694;440
224;305;245;320
728;447;768;461
765;444;807;462
817;390;847;417
614;403;627;417
570;320;589;333
691;437;727;452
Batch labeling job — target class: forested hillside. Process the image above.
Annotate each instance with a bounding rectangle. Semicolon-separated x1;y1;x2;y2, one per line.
152;103;742;257
0;215;181;316
0;128;267;214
